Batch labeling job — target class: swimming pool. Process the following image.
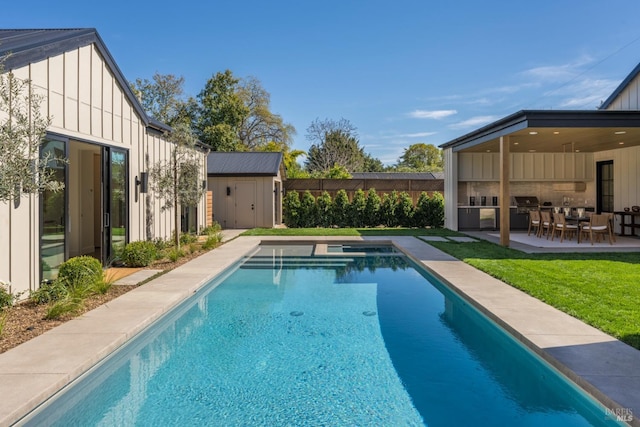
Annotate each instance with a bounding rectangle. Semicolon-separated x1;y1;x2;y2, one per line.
22;243;621;426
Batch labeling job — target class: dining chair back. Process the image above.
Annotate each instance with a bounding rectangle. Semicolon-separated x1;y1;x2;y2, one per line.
551;212;578;242
580;214;614;245
539;210;553;239
528;210;541;236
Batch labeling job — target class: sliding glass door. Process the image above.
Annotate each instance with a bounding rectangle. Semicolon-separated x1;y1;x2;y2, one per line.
102;147;128;265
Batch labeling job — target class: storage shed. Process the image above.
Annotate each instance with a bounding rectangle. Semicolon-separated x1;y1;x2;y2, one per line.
207;152;284;228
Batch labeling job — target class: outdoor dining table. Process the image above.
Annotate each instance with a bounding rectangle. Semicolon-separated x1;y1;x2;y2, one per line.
565;216;590;243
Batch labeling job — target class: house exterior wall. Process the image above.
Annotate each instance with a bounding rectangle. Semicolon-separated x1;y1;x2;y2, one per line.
594;145;640;213
603;73;640;110
1;43;206;295
208;174;280;229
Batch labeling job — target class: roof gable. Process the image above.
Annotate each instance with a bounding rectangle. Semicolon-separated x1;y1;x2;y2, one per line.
207;152;284;176
0;28;168;132
600;62;640;110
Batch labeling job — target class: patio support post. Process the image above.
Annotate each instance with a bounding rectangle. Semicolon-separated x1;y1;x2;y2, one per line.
499;135;510;246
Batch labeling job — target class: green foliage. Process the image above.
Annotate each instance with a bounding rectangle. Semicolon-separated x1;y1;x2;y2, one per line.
333;189;350;228
168;248;185;262
152;237;172;252
396;192;415;227
350;189;367;227
57;256;103;288
299;191;317;228
325;164;352;179
202;233;223;249
426;191;445;227
200;222;222;236
364;189;381;227
122;241;158;267
180;233;198;245
30;280;68;304
413;192;431;227
0;67;65;202
316;191;333;227
0;282;15;310
395;143;443;172
380;192;398;227
283;190;301;228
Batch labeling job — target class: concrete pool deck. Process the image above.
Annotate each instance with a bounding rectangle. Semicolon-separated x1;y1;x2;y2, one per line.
0;235;638;426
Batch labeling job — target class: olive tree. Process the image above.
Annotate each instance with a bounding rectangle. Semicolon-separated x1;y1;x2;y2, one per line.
0;66;64;203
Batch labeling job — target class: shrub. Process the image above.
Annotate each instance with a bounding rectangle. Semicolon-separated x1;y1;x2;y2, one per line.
364;189;381;227
396;191;415;227
427;191;445;227
57;256;103;288
316;191;333;227
0;281;15;310
350;189;367;227
299;191;318;228
200;222;222;236
283;191;301;228
380;192;398;227
152;237;171;251
121;241;158;267
31;279;68;304
180;233;198;245
202;233;223;249
414;192;431;228
168;248;185;262
333;190;350;227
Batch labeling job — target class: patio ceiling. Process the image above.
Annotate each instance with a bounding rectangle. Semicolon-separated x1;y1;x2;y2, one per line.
441;110;640;153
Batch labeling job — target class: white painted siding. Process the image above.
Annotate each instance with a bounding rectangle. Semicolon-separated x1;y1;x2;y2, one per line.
1;42;207;295
604;72;640;110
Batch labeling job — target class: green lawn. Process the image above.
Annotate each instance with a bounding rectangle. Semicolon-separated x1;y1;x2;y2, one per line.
242;227;640;350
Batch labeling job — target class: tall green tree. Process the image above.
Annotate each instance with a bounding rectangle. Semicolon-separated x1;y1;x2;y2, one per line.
195;70;248;151
395;143;444;172
0;66;64;203
148;123;208;248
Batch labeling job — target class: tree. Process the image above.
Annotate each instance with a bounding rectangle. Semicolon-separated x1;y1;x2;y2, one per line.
237;76;295;150
395;143;444;172
316;191;333;227
332;189;350;227
195;70;249;151
305;118;367;174
130;73;193;126
364;188;381;227
148;123;208;248
350;189;367;227
0;66;64;203
257;141;308;178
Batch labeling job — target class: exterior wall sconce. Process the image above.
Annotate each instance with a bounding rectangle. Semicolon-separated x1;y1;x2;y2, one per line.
202;180;207;190
226;186;231;196
136;172;148;193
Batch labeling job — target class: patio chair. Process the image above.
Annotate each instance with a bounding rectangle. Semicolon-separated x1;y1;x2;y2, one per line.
580;214;614;245
601;212;617;242
527;210;541;236
551;212;578;242
539;210;553;239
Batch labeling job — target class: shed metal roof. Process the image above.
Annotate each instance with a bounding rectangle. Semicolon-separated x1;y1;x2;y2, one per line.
0;28;170;133
207;152;283;176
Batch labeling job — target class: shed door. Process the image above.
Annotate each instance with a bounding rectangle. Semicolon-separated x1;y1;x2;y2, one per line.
235;181;256;228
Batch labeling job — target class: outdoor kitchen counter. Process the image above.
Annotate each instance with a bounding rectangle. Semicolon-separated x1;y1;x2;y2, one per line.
458;207;528;231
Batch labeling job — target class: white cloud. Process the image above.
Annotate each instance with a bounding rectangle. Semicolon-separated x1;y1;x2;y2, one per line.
522;55;594;83
393;131;437;138
408;109;457;119
449;115;498;130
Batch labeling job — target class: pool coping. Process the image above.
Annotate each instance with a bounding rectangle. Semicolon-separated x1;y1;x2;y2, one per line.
0;235;637;426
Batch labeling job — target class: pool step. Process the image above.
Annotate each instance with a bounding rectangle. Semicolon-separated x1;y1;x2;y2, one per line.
240;256;351;269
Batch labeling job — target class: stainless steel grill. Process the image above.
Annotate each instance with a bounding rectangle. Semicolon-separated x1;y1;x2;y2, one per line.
513;196;540;214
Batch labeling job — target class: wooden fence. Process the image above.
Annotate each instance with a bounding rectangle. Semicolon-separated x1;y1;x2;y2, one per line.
284;178;444;203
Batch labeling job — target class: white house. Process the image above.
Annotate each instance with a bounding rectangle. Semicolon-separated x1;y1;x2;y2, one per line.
0;29;208;295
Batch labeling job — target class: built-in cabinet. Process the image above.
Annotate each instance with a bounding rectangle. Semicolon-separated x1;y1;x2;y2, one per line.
458;152;594;181
457;207;529;231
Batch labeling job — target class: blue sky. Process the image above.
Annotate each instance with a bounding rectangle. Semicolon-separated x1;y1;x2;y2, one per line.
4;1;640;165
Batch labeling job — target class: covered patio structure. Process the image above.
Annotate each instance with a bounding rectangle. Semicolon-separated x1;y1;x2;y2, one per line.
441;109;640;246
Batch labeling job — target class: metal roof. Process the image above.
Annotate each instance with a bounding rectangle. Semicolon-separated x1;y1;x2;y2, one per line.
350;172;441;180
207;152;283;176
0;28;170;133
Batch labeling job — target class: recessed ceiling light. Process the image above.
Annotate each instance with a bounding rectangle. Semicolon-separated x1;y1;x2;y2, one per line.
575;149;580;153
486;149;491;152
619;141;625;145
528;149;536;152
615;131;626;135
529;131;538;135
514;142;519;145
553;131;560;135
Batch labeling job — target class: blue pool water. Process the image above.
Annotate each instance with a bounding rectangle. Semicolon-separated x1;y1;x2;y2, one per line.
24;244;621;426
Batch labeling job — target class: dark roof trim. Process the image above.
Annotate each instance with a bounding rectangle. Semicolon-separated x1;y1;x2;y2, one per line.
599;62;640;110
0;28;163;132
440;109;640;152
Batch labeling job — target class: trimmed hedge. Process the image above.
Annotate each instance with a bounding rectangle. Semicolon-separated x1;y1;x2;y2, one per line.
283;189;444;228
122;240;158;267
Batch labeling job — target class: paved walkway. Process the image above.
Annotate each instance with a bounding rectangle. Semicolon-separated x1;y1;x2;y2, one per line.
1;235;638;426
